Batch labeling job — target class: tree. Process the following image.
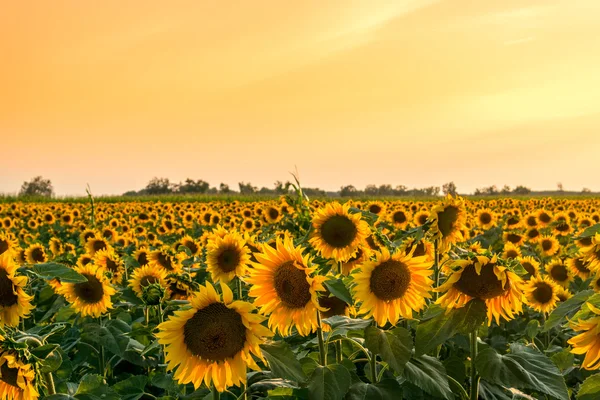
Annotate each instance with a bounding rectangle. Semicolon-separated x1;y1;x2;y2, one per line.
501;185;511;195
340;185;358;197
442;182;457;196
557;182;564;192
364;185;378;196
394;185;408;196
177;179;209;194
143;177;172;195
582;187;592;194
274;181;291;194
219;183;231;193
238;182;257;194
513;185;531;195
378;184;394;196
19;176;54;197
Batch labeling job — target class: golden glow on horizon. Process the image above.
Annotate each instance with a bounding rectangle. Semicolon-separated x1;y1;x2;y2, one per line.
1;0;599;195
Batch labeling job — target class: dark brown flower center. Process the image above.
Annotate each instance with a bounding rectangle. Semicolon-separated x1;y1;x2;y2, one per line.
573;258;590;274
393;211;407;224
183;302;246;361
184;241;199;254
549;263;568;282
74;274;105;303
454;263;507;299
140;275;159;286
527;229;540;239
369;260;411;301
273;261;311;309
417;214;428;225
0;269;18;307
369;204;382;214
0;240;9;255
319;293;348;319
320;215;358;248
105;258;119;272
506;249;519;259
479;213;492;225
505;233;522;244
92;240;107;253
268;207;280;220
526;216;537;227
578;237;593;247
532;282;553;304
541;240;553;251
157;253;174;271
539;213;552;224
137;252;149;266
217;247;241;273
31;247;45;262
522;262;536;276
0;362;19;387
437;206;459;237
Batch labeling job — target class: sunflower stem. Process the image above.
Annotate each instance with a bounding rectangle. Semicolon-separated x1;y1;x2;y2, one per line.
212;384;220;400
236;277;244;300
44;372;56;395
335;340;343;363
433;240;440;300
470;328;479;400
316;310;327;366
369;351;378;383
239;383;247;400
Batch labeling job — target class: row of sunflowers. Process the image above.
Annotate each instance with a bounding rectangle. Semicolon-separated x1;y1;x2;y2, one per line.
0;192;600;399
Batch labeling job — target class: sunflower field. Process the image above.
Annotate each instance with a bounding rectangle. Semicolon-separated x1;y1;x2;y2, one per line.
1;188;600;400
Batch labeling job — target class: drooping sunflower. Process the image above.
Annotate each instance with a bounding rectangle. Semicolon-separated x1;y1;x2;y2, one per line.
246;238;326;336
178;235;201;256
309;202;370;262
436;254;524;325
428;195;467;252
568;255;592;280
24;244;47;264
538;235;560;257
0;252;34;328
58;264;115;317
134;246;150;266
523;276;559;313
555;286;572;302
413;210;430;227
206;233;251;284
503;232;525;247
94;249;125;285
353;247;433;326
0;352;39;400
545;259;572;288
148;247;183;274
129;264;168;302
156;282;273;392
568;303;600;370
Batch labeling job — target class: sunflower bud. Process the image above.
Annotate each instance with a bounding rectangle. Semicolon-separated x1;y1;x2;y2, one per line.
142;283;165;306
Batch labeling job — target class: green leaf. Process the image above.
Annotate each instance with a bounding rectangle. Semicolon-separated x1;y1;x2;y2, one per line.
75;373;119;400
475;343;569;400
307;363;351;400
324;278;353;305
345;379;403;400
578;373;600;400
113;376;148;400
415;300;487;356
575;223;600;239
40;348;62;373
30;262;88;283
261;341;307;383
81;319;131;357
544;289;594;332
364;326;413;375
551;348;575;374
401;355;454;400
321;316;372;339
525;320;539;340
30;343;59;360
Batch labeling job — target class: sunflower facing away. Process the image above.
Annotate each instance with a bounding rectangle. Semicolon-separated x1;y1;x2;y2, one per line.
129;264;168;300
352;247;433;326
246;238;326;336
436;254;524;325
0;351;39;400
569;302;600;370
523;275;560;313
58;264;116;317
156;282;273;392
309;202;370;263
206;233;251;284
94;249;125;285
428;195;467;252
0;252;34;328
583;233;600;273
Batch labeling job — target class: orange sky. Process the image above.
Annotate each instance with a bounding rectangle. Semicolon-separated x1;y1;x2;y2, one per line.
1;0;599;195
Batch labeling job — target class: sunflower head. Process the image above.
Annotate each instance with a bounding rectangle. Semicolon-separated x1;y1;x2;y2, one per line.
58;264;115;318
129;264;168;304
206;233;250;284
538;235;560;257
524;276;559;313
156;282;273;392
309;202;370;263
0;352;39;400
0;253;34;328
428;195;467;252
545;259;572;288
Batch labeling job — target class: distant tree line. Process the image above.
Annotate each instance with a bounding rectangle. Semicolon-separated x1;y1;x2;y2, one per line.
10;176;597;198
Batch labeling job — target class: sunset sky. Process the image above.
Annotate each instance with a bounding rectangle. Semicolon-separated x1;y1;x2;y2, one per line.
1;0;599;196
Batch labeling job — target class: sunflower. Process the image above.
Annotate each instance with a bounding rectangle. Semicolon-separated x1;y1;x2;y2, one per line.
476;209;496;230
413;211;430;227
568;255;592;280
502;243;521;260
319;288;353;328
337;245;372;276
525;228;541;243
129;264;168;302
94;249;125;285
428;195;467;252
353;247;433;326
24;244;47;264
546;259;572;288
0;252;34;328
241;218;256;232
309;202;370;262
246;238;326;336
206;233;250;284
388;209;411;229
555;286;572;302
523;276;559;313
0;352;39;400
264;206;282;224
178;235;201;256
148;247;183;273
503;232;525;247
0;233;18;258
156;282;273;392
367;201;386;216
134;246;150;266
58;264;115;317
85;236;110;257
583;234;600;272
518;256;540;277
568;303;600;370
436;254;524;325
536;210;553;227
538;235;560;257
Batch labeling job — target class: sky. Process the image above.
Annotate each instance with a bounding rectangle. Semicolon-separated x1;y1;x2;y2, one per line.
1;0;600;196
